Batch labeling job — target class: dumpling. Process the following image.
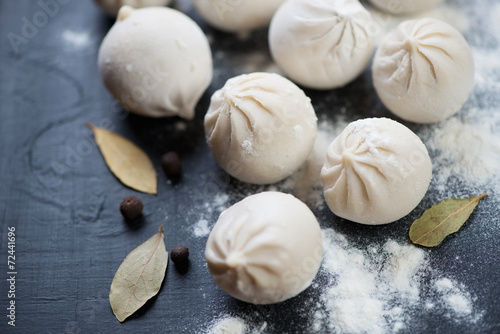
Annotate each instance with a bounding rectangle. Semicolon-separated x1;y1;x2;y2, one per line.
372;18;474;124
204;72;317;185
205;192;323;304
269;0;375;90
191;0;286;33
366;0;443;15
98;6;213;119
93;0;172;16
321;118;432;225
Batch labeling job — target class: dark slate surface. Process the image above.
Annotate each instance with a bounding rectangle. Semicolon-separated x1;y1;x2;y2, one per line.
0;0;499;333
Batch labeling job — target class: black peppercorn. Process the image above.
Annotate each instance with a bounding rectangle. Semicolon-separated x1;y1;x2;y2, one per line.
119;196;143;221
170;245;189;265
161;151;182;177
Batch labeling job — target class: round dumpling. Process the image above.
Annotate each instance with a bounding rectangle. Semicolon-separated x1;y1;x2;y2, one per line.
93;0;172;16
269;0;375;90
367;0;443;14
98;6;213;119
191;0;286;33
372;18;474;124
205;192;323;304
204;72;317;185
321;118;432;225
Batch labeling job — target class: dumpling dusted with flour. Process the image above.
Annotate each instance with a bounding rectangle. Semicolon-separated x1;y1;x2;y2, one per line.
367;0;443;14
372;18;474;124
205;192;323;304
269;0;375;90
321;118;432;225
204;72;317;185
98;6;213;119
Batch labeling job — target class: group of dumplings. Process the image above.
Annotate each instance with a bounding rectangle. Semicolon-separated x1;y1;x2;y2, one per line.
95;0;474;305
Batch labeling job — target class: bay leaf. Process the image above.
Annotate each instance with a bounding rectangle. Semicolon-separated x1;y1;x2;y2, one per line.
110;225;168;322
87;123;157;194
409;194;488;247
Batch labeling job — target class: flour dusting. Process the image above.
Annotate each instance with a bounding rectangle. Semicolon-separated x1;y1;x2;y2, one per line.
310;229;482;333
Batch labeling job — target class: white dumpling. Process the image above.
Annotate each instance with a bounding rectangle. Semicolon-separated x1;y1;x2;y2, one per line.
321;118;432;225
98;6;213;119
367;0;443;14
93;0;172;16
205;192;323;304
191;0;286;33
269;0;375;90
204;72;317;185
372;18;474;124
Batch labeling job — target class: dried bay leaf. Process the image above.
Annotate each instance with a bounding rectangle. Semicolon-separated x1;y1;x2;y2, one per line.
87;123;157;194
409;194;488;247
110;226;168;322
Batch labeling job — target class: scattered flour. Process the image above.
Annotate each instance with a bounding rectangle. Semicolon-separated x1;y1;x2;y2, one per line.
62;30;90;49
422;110;500;194
434;278;475;317
191;193;230;238
206;317;268;334
428;117;500;178
207;317;247;334
311;229;482;333
445;294;472;316
435;277;455;292
193;219;211;238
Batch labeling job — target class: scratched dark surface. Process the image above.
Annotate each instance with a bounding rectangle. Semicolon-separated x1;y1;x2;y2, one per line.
0;0;499;333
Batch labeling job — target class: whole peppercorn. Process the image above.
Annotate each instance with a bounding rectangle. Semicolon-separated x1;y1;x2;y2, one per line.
161;151;182;177
119;196;143;221
170;245;189;265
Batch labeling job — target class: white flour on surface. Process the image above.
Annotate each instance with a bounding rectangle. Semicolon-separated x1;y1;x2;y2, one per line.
190;193;230;238
62;30;91;49
193;219;211;238
310;230;482;333
207;317;247;334
206;316;268;334
422;114;500;192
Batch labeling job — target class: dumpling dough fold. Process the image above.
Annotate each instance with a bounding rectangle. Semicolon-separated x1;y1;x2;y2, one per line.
321;118;432;225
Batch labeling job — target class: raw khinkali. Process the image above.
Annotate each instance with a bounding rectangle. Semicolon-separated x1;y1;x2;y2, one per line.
98;6;213;119
269;0;375;89
321;118;432;225
204;72;317;185
372;18;474;124
205;192;323;304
